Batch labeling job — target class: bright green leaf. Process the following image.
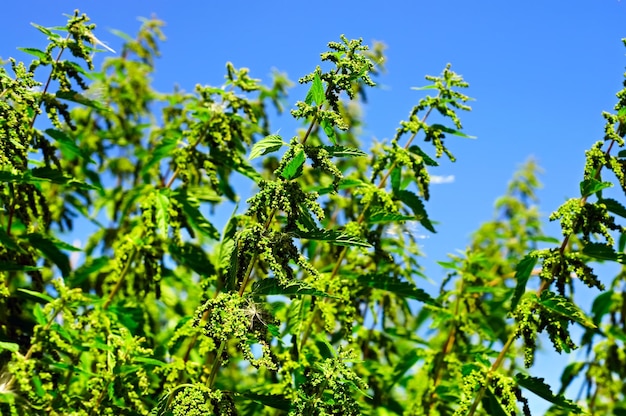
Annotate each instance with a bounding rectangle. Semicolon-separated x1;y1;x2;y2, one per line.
320;119;337;145
356;273;439;306
430;123;476;139
510;254;538;310
580;178;612;197
294;229;371;248
155;189;170;238
395;190;436;233
17;47;48;60
251;278;334;298
0;341;19;353
249;134;284;160
280;148;306;180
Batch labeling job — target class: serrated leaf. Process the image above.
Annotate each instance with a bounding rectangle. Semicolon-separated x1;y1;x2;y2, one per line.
539;291;596;329
251;278;334;298
320;119;337;145
30;23;57;37
510;255;538;310
141;136;178;176
294;229;371;248
430;123;476;139
484;387;510;416
17;47;49;60
172;191;219;240
56;90;109;112
395;190;436;233
322;145;367;158
357;273;439;306
367;212;415;224
280;148;306;180
169;242;215;277
515;373;584;413
249;134;284;160
582;242;622;263
26;233;76;277
600;197;626;218
312;72;325;105
580;178;612;197
408;145;439;166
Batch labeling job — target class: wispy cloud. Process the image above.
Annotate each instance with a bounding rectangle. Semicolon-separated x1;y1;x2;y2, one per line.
430;175;455;184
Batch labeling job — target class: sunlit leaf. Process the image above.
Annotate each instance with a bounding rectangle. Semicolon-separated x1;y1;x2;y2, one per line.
580;178;612;197
515;373;584;413
280;148;306;180
17;47;48;60
538;291;596;329
510;254;538;310
356;273;439;306
249;134;284;160
294;229;371;248
252;278;334;298
321;119;337;145
395;190;436;233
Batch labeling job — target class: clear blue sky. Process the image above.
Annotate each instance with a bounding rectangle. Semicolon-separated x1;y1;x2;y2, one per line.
2;1;625;413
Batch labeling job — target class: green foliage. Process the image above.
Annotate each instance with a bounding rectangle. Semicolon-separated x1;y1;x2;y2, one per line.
1;10;626;416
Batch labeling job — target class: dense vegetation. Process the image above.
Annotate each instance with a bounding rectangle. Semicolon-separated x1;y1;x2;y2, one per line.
1;11;626;415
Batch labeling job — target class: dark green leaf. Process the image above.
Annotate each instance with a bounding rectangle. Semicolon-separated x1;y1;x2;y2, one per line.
390;349;423;387
483;387;510;416
45;128;94;163
280;148;306;180
0;262;41;272
515;373;584;413
580;178;612;197
17;47;48;60
238;392;291;411
172;191;219;240
510;254;538;310
538;291;596;329
26;233;76;277
169;242;215;277
70;256;109;286
430;123;476;139
582;242;622;262
391;166;401;191
252;278;334;298
17;288;54;303
249;134;284;160
56;90;110;111
356;273;439;306
367;212;415;224
141;136;178;177
408;145;438;166
600;197;626;218
323;145;367;158
155;189;170;238
591;290;614;324
321;119;337;145
395;190;436;233
294;229;371;248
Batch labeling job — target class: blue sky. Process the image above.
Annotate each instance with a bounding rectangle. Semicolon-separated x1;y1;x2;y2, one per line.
2;1;626;412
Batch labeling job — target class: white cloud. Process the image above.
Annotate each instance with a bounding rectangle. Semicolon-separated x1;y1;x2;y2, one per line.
430;175;455;184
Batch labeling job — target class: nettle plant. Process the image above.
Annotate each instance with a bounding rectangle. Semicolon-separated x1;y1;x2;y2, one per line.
1;10;626;416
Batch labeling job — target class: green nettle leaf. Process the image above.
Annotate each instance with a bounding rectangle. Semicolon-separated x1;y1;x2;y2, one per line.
17;288;54;303
172;191;219;240
366;212;416;224
510;254;538;310
430;123;477;139
390;166;401;191
0;341;19;353
304;71;325;106
320;118;337;145
155;189;171;238
323;145;367;158
45;128;94;163
515;373;584;413
26;233;78;278
582;242;622;262
17;47;49;60
294;229;372;248
141;136;179;177
537;291;597;329
251;278;334;297
600;197;626;218
280;148;306;180
249;134;285;160
408;145;438;166
239;392;291;411
580;178;613;197
56;90;110;111
395;190;436;233
356;273;440;306
591;290;614;324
